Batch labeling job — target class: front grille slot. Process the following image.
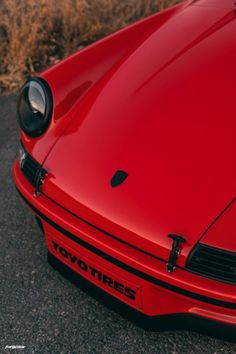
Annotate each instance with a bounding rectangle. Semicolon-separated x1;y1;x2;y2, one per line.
187;244;236;284
21;154;41;187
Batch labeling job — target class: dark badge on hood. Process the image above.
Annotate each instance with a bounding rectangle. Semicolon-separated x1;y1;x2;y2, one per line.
111;170;128;188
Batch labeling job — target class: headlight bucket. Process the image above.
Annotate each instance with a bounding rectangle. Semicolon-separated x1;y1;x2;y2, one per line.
17;77;53;137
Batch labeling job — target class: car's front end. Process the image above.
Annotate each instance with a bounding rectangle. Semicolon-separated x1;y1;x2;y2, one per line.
13;0;236;340
13;153;236;339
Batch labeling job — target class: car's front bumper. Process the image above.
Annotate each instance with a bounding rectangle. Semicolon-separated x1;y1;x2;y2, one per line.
13;160;236;339
48;252;236;341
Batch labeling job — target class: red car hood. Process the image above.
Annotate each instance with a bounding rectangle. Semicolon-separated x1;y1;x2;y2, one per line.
42;4;236;263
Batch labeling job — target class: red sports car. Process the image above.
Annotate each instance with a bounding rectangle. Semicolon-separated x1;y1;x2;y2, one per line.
13;0;236;339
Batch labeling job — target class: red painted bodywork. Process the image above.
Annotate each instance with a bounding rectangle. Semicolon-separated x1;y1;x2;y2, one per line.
15;0;236;327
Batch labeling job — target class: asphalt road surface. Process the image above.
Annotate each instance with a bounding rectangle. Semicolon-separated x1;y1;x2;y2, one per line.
1;95;236;354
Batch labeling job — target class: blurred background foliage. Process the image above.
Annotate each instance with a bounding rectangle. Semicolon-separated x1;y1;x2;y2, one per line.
0;0;179;93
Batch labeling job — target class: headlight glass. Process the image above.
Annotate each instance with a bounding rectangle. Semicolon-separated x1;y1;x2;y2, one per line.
17;78;53;137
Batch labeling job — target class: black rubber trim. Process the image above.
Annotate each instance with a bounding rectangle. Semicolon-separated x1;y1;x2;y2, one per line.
16;187;236;310
48;252;236;342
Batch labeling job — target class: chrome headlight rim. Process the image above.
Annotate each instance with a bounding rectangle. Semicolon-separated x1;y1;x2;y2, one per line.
17;77;53;138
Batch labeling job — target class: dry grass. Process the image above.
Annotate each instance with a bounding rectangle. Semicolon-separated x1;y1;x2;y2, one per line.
0;0;179;93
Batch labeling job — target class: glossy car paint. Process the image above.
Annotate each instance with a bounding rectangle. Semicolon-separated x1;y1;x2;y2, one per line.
14;0;236;329
13;163;236;323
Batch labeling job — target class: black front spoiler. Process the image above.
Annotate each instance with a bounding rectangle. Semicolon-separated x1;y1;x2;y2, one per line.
48;252;236;342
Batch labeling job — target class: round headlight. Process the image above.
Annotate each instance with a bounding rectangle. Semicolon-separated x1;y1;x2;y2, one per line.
17;77;53;137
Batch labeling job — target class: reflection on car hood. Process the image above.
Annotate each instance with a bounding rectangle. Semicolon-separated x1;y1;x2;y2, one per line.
42;4;236;263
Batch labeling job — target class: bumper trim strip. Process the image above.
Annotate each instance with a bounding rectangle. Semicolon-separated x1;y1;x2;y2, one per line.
16;187;236;310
